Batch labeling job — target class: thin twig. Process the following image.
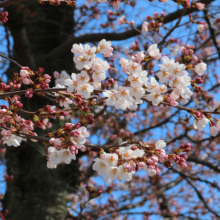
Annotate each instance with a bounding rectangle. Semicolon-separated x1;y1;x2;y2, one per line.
0;53;23;68
158;9;187;47
0;88;104;98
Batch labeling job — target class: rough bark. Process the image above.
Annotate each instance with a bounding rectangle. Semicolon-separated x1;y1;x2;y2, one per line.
3;2;79;220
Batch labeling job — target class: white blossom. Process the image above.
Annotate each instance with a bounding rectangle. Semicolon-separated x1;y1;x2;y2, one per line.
60;149;76;164
118;165;134;181
106;167;119;180
92;158;108;176
210;126;219;136
77;83;94;99
103;90;117;106
74;54;91;70
3;134;23;147
155;140;166;149
147;44;161;60
193;116;209;131
65;73;77;93
71;43;84;55
141;21;148;35
195;62;207;75
147;168;157;176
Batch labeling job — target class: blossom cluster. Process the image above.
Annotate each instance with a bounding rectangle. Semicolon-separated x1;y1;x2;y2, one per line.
47;124;89;168
62;40;207;112
103;44;201;109
56;40;112;104
20;68;33;85
1;129;24;147
141;12;166;35
0;105;37;147
92;140;168;181
86;0;206;13
193;110;220;137
54;84;74;108
19;67;51;91
103;44;160;110
155;56;193;105
54;70;70;86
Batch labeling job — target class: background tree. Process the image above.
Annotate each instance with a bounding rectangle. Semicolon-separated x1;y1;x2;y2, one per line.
0;0;219;219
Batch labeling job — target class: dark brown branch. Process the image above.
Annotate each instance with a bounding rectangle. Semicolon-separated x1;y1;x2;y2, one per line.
0;88;105;99
134;109;180;135
0;125;142;149
188;155;220;173
0;88;66;98
171;167;220;191
0;0;26;8
204;10;220;59
0;125;48;141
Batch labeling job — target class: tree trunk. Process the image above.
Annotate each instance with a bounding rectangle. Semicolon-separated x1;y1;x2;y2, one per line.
3;2;78;220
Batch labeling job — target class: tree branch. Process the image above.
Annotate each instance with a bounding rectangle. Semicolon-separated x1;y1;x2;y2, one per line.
188;155;220;173
40;0;215;65
204;10;220;59
0;53;23;68
185;178;220;218
158;8;187;46
0;0;26;8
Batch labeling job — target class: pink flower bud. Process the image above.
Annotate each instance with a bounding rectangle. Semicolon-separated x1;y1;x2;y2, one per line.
111;0;120;10
179;163;187;168
195;111;203;118
23;78;31;85
1;129;8;136
161;12;165;17
49;138;55;144
138;162;145;168
153;12;159;17
195;2;205;10
20;70;29;77
53;71;59;78
147;159;153;164
195;77;203;84
75;123;81;129
54;138;61;146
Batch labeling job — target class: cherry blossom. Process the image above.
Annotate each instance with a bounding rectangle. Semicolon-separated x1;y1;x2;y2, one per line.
92;158;108;176
141;21;149;35
197;24;205;32
195;62;207;75
77;83;94;99
98;39;113;57
65;73;78;92
210;126;219;136
147;44;161;60
128;71;148;87
193;115;209;131
103;90;117;106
